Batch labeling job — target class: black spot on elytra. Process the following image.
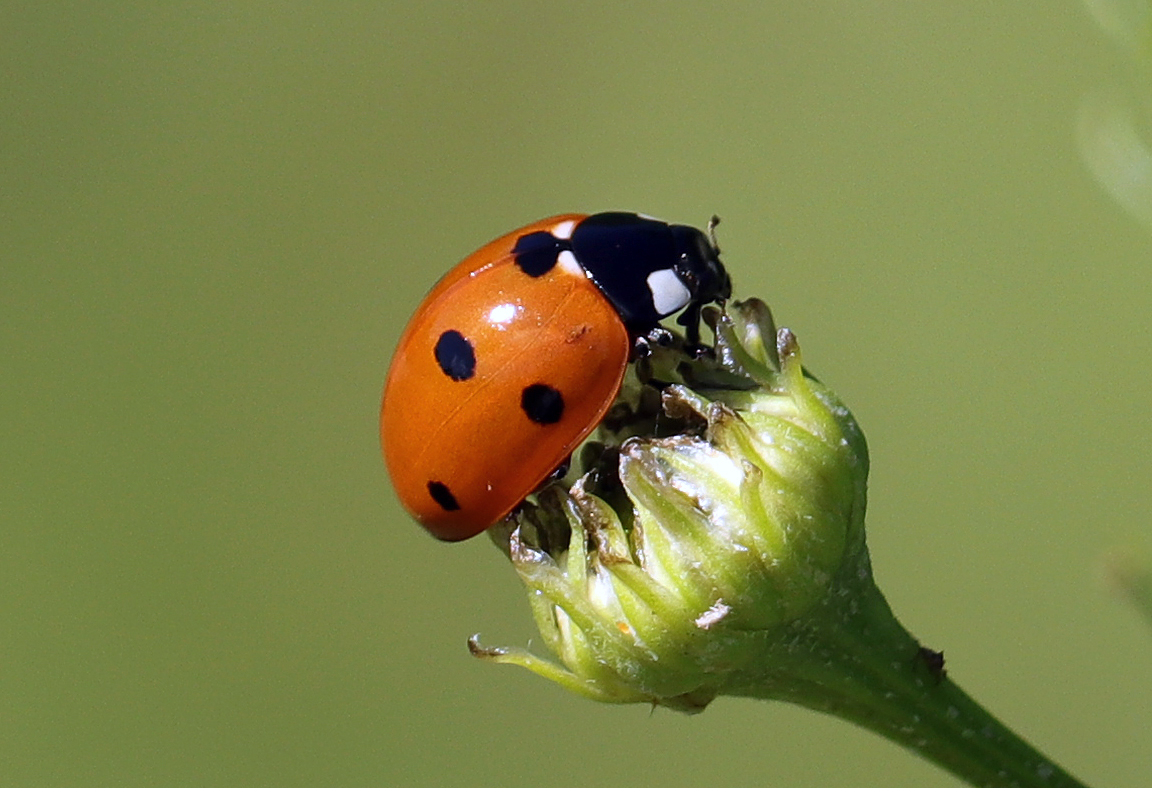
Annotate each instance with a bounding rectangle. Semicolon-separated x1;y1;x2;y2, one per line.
434;330;475;381
427;481;460;511
521;383;564;425
512;230;565;277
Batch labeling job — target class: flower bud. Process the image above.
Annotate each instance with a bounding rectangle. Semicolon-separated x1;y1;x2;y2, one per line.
472;300;872;712
467;299;1092;788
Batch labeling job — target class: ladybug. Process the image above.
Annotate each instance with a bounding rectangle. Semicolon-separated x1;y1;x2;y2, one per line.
381;212;731;541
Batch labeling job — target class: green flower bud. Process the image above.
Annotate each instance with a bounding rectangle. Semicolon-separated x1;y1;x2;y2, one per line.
468;300;1091;788
471;299;870;712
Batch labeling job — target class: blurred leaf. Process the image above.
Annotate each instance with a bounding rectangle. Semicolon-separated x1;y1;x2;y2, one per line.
1081;0;1152;56
1077;92;1152;232
1103;550;1152;628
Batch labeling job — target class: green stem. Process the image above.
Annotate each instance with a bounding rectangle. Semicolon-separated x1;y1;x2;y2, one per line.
729;556;1092;788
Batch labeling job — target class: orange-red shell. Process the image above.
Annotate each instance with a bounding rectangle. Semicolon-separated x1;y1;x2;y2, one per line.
381;215;631;541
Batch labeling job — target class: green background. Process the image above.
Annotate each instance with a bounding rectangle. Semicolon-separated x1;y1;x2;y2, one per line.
3;3;1150;787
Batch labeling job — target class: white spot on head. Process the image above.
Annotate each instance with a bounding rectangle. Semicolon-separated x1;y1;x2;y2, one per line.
556;249;585;277
646;268;691;316
551;219;577;240
487;303;518;327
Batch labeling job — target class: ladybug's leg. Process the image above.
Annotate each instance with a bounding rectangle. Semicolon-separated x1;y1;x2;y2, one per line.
676;302;702;346
545;457;571;482
677;302;712;357
631;327;675;360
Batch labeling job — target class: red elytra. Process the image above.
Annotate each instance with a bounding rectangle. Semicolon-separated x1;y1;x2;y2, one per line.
381;214;629;541
381;211;731;541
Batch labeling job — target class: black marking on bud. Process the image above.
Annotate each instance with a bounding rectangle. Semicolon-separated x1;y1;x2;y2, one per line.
917;646;947;684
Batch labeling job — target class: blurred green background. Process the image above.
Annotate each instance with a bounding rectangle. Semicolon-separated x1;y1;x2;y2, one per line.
3;3;1150;787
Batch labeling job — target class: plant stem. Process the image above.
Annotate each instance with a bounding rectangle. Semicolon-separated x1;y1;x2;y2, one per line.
734;559;1093;788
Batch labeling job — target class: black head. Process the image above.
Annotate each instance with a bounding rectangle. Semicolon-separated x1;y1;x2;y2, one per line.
668;220;732;309
569;212;732;341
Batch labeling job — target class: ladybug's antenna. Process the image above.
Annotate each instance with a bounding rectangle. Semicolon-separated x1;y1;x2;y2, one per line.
707;215;722;255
